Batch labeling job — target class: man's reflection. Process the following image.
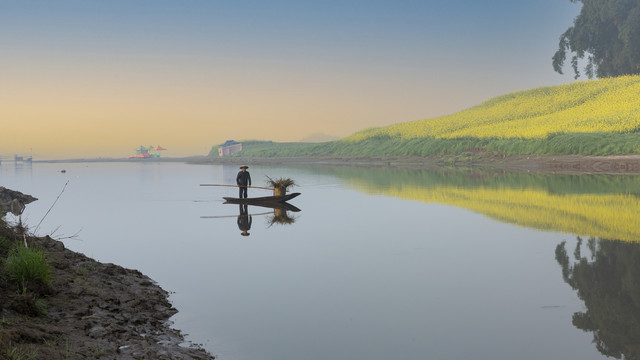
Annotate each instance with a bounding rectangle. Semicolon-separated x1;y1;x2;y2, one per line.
237;204;252;236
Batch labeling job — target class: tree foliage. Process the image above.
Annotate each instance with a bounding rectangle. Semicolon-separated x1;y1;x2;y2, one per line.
553;0;640;78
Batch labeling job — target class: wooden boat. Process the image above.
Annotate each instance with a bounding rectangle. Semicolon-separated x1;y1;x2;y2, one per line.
223;200;301;212
222;192;301;205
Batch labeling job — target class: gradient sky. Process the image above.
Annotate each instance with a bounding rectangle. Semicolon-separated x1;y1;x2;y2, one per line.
1;0;581;159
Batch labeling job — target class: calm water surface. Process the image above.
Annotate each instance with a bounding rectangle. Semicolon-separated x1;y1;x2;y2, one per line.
2;161;640;360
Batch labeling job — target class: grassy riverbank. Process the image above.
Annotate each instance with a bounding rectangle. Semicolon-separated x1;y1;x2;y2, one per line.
215;133;640;158
0;211;213;359
211;75;640;159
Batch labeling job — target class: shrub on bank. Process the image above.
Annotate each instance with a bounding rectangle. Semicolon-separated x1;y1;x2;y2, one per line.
5;243;51;293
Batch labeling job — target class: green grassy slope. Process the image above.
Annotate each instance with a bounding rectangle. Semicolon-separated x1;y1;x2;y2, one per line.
211;75;640;157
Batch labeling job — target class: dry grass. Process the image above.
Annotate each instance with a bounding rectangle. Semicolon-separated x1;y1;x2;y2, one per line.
266;176;296;192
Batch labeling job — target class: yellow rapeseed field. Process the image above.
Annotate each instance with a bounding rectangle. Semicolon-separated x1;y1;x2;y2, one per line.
355;183;640;242
345;75;640;142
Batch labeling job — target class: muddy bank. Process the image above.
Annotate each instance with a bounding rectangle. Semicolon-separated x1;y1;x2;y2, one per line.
0;195;214;359
190;154;640;174
469;154;640;174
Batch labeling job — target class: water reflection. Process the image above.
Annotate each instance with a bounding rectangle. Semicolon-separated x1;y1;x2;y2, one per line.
303;167;640;241
237;204;252;236
556;238;640;358
266;205;297;227
234;202;300;235
202;201;300;236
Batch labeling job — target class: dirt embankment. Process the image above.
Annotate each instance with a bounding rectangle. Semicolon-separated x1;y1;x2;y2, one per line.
190;154;640;174
0;218;214;359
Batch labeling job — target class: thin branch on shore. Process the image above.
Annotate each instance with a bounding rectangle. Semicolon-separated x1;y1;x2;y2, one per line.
53;229;83;241
33;180;69;235
47;223;83;241
49;225;62;237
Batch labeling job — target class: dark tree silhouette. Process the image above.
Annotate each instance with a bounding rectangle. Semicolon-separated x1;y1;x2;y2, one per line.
556;237;640;358
553;0;640;78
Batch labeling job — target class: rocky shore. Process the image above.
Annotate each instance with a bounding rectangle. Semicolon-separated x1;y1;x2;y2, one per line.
0;188;214;360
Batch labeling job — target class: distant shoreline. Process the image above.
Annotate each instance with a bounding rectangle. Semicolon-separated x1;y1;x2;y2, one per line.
28;156;208;163
25;154;640;174
188;154;640;175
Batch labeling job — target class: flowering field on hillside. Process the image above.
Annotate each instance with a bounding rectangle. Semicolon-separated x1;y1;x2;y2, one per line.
211;76;640;157
345;75;640;142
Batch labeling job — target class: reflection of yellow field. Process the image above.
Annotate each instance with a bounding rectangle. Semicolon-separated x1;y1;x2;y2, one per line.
346;75;640;141
374;185;640;242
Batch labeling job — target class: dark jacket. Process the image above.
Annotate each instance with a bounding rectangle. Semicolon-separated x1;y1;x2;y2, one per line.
236;171;251;186
238;214;252;231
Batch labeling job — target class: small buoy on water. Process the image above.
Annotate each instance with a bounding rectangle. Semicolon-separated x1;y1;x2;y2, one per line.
60;170;66;173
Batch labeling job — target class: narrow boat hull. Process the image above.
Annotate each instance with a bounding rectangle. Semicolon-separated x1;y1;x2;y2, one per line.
222;192;301;204
222;200;301;212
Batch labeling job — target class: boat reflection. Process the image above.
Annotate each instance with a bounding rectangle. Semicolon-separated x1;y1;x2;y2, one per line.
224;198;301;212
556;237;640;358
266;205;298;227
233;201;300;236
201;201;301;236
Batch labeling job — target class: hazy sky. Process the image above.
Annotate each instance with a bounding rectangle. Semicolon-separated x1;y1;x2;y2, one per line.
1;0;581;159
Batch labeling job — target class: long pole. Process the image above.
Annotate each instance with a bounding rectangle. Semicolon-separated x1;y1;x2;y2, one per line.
200;184;274;191
200;211;273;219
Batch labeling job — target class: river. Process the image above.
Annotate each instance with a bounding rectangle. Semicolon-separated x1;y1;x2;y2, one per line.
2;161;639;360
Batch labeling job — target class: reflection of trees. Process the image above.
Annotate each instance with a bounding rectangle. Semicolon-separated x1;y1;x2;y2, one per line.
556;238;640;359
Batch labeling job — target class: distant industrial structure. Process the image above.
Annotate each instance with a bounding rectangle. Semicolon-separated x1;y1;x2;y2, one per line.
0;154;33;166
129;145;166;159
218;140;242;157
14;155;32;163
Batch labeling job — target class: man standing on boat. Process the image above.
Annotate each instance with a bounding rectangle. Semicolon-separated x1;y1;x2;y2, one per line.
236;165;251;199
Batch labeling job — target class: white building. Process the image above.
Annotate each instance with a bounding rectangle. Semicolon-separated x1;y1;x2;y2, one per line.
218;140;243;157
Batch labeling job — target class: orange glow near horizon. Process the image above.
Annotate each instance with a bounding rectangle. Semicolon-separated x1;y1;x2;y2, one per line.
2;64;488;159
1;2;580;160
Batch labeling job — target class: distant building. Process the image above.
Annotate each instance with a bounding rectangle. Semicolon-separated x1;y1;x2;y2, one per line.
218;140;243;157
